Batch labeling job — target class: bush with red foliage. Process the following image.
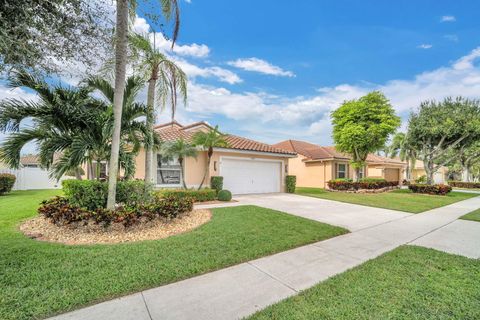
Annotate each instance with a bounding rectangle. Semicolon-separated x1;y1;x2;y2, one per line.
408;184;452;195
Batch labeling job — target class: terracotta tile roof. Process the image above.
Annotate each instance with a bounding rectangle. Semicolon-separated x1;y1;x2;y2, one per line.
20;153;62;165
155;122;296;155
273;140;405;165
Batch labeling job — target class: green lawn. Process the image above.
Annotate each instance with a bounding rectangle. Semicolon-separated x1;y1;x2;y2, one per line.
0;190;347;320
249;246;480;320
460;208;480;222
296;187;478;213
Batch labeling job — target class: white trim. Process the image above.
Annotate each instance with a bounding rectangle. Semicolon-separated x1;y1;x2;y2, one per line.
213;147;296;158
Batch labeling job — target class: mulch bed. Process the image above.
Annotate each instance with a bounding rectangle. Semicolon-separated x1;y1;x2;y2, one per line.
19;209;212;245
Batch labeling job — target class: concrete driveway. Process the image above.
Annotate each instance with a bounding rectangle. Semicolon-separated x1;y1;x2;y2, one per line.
233;193;411;231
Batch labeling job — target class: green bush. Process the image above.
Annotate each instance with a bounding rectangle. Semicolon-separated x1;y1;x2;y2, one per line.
210;176;223;193
156;188;216;202
408;184;452;195
359;178;386;183
415;175;427;184
217;189;232;201
286;175;296;193
448;181;480;189
62;179;153;210
0;173;16;195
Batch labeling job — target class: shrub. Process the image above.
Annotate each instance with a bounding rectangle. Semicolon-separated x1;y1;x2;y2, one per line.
408;184;452;195
415;175;427;184
156;188;216;202
38;197;90;226
0;173;16;195
286;175;296;193
328;178;398;191
38;194;194;228
210;176;223;193
62;179;153;210
448;181;480;189
217;189;232;201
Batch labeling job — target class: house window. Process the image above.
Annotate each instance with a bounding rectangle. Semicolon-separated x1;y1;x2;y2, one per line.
337;163;347;179
157;155;181;185
99;162;107;179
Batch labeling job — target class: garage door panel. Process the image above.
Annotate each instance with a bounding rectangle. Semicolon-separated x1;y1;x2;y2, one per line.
220;158;281;194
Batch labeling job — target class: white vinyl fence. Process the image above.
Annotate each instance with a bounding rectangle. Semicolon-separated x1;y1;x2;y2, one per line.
0;168;65;190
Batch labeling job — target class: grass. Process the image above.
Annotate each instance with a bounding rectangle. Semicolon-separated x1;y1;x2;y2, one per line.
295;187;478;213
460;208;480;222
0;190;347;320
248;246;480;320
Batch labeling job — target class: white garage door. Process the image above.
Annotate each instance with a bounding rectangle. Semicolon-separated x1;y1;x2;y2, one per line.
220;158;281;194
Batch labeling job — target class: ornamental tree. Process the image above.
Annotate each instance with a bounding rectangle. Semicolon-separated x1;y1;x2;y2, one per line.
331;91;401;181
407;97;480;185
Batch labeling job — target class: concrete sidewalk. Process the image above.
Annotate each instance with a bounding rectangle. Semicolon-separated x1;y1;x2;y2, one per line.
50;195;480;320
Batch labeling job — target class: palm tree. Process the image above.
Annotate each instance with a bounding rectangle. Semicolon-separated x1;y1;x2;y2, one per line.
0;70;153;181
388;132;418;181
129;32;187;184
192;126;228;189
107;0;182;209
162;138;197;189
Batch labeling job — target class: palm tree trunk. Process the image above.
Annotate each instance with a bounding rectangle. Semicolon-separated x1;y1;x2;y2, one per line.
75;167;82;180
179;157;187;189
106;0;129;210
198;155;211;190
144;73;157;184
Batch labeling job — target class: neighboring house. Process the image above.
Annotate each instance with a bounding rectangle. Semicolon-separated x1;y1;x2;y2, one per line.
0;154;66;190
411;160;449;184
135;121;296;194
273;140;406;189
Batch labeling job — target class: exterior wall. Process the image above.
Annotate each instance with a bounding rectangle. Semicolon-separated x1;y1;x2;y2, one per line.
209;151;290;192
184;151;208;187
384;168;400;182
133;148;146;180
287;155;330;188
366;166;383;178
412;167;448;183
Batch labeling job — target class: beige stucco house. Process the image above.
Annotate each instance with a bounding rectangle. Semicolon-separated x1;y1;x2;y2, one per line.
273;140;406;189
130;121;296;194
411;160;449;184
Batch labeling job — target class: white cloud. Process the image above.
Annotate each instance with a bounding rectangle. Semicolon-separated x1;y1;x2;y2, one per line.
161;47;480;144
444;34;459;42
441;15;456;22
228;58;295;77
133;17;210;58
174;58;242;84
417;44;433;49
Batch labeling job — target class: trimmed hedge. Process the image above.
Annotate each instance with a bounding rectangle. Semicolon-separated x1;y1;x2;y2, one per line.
157;188;217;202
328;178;399;191
286;175;296;193
408;184;452;195
38;194;193;228
62;179;153;210
0;173;16;195
448;181;480;189
217;189;232;201
210;176;223;193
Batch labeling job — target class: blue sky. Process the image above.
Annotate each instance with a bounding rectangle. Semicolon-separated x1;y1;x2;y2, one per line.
2;0;480;153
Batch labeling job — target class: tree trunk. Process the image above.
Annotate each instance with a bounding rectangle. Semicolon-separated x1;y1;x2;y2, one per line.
424;158;434;185
106;0;129;209
144;73;157;184
354;166;361;182
95;161;101;180
179;157;187;189
198;148;213;190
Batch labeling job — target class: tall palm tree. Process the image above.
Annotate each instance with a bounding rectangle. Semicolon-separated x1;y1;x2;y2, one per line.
129;32;187;184
0;71;152;181
107;0;181;209
388;132;418;181
192;126;228;190
162;138;197;189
